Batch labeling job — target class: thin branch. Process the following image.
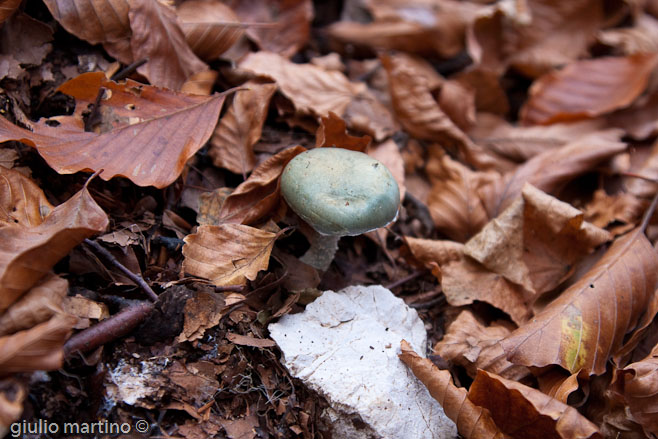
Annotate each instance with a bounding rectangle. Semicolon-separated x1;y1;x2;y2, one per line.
64;302;153;357
84;238;159;301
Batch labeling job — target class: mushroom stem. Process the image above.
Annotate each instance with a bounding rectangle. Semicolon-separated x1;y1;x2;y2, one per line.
300;231;340;271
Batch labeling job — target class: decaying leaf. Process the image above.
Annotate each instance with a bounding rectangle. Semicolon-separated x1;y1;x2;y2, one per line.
426;147;493;242
405;237;531;325
434;310;530;381
177;0;245;61
129;0;209;90
465;184;611;297
0;313;77;375
42;0;130;45
501;227;658;375
0;185;108;312
0;379;25;434
399;340;505;439
182;224;278;286
0;166;53;227
0;72;228;188
521;54;658;125
611;342;658;437
368;139;405;202
315;112;371;152
209;82;277;176
177;290;225;343
0;274;67;336
217;146;305;225
480;129;627;218
239;51;363;118
468;369;602;439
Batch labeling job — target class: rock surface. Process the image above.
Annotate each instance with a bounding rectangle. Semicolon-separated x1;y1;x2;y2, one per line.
268;285;457;439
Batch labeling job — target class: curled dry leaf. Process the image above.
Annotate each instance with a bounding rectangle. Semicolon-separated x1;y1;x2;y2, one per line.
0;72;228;188
0;274;67;337
177;290;225;343
239;51;363;118
42;0;130;45
399;340;505;439
536;369;582;404
520;54;658;125
0;0;21;24
0;185;108;313
177;0;244;61
433;310;530;381
470;0;604;77
426;147;492;242
315;111;371;152
0;313;77;375
0;166;53;227
465;184;611;297
480;129;627;218
129;0;209;91
217;145;305;225
229;0;313;58
381;53;497;169
598;14;658;55
405;237;531;325
612;342;658;437
501;227;658;375
469;370;602;439
182;224;278;286
209;82;277;176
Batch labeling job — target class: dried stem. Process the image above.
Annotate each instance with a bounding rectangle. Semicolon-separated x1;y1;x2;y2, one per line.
64;302;153;357
84;239;158;301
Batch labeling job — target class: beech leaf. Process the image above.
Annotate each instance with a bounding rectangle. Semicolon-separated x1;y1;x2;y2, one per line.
500;227;658;375
0;72;228;188
0;166;53;227
399;340;505;439
182;224;278;286
521;54;658;125
42;0;131;45
468;369;602;439
0;185;108;312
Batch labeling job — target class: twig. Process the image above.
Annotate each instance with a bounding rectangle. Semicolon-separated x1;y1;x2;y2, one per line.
84;238;159;301
64;302;153;357
639;190;658;232
111;59;148;81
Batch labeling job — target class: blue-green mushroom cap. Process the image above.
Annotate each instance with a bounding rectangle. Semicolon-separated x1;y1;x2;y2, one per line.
281;148;400;236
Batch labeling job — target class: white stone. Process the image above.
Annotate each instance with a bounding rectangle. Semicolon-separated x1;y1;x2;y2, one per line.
269;285;457;439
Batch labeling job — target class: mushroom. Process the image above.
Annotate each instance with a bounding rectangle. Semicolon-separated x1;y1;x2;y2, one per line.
280;147;400;270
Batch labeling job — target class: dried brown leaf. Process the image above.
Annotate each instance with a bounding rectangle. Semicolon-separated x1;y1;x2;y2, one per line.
0;13;53;67
399;340;505;439
177;291;225;343
239;51;363;118
608;91;658;140
612;342;658;436
129;0;209;90
177;0;244;61
0;72;227;188
42;0;130;44
229;0;312;58
315;112;371;152
182;224;277;286
0;0;21;23
468;370;602;439
470;0;604;77
599;14;658;55
0;186;108;313
226;333;276;348
521;54;658;125
434;310;530;381
0;166;53;227
381;53;498;169
0;274;67;337
405;237;531;325
501;227;658;375
480;130;627;218
0;379;25;431
426;147;493;242
0;313;77;375
209;82;277;175
217;146;305;225
465;184;611;297
536;369;582;404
